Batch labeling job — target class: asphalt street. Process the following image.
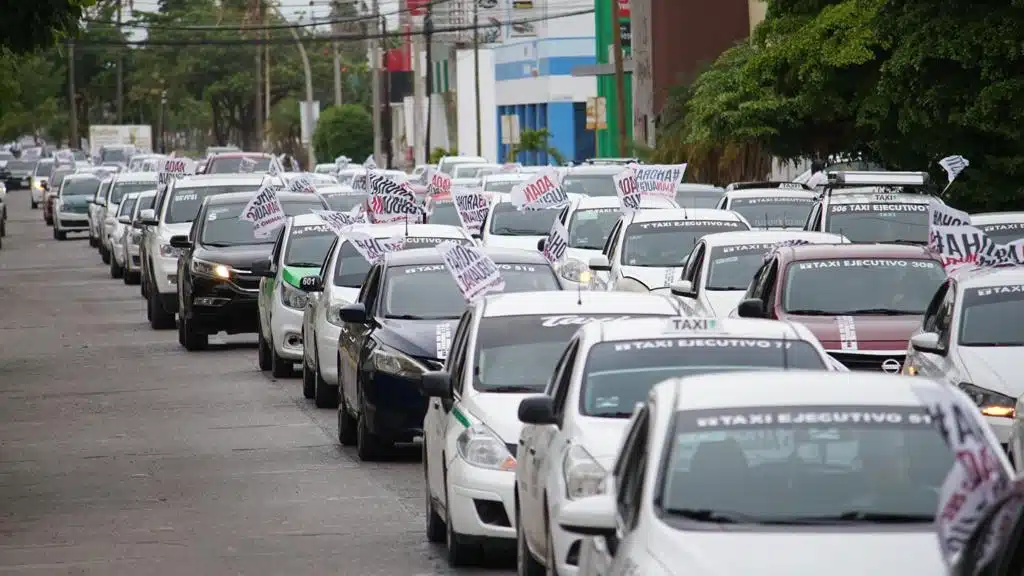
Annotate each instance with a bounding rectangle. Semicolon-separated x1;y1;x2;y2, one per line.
0;190;514;575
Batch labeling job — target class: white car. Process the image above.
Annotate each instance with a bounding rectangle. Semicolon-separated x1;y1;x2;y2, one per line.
334;166;366;189
715;182;818;229
437;155;488;176
30;158;54;209
53;173;103;241
110;192;142;278
546;195;679;286
318;185;369;213
127;153;167;172
481;193;585;250
667;230;846;316
515;315;841;576
560;165;624;198
559;371;1006;576
254;214;337;377
281;171;338;187
88;177;113;248
674;184;725;209
971;211;1024;245
102;172;158;264
902;266;1024;465
300;223;475;407
587;208;751;292
350;169;407;193
139;174;266;330
120;190;155;286
802;171;933;244
481;173;532;195
452;163;499;179
420;292;686;565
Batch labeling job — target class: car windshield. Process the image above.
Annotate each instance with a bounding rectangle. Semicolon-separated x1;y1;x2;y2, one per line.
332;237;475;288
200;200;325;246
561;174;616;197
581;339;826;417
284;224;335;267
826;202;930;243
118;196;138;217
382;263;560;319
101;148;129;163
730;197;816;228
622;220;748;267
324;193;367;212
207;157;271;174
489;203;559;236
109;182;155;204
35;163;54;177
166;185;257;224
660;405;951;524
676;190;725;209
51;169;73;188
427;201;461;227
783;258;946;315
568;208;620;249
136;194;156;213
7;160;35;172
977;222;1024;246
706;243;780;290
483;180;526;194
959;285;1024;346
61;178;100;197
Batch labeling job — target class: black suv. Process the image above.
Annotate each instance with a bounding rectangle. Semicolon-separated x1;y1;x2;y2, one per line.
173;191;328;350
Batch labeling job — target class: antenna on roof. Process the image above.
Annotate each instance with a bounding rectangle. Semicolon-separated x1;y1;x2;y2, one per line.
781;326;790;371
577;277;583;306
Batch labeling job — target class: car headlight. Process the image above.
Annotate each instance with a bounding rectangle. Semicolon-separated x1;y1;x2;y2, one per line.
32;179;43;191
371;343;428;377
558;258;590;283
456;424;516;471
326;302;347;327
159;243;185;258
191;258;231;279
959;382;1016;418
563;445;606;500
280;282;308;310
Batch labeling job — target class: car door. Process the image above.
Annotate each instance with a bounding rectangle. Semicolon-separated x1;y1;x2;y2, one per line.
260;227;286;335
306;239;337;353
917;284;957;379
605;405;651;576
340;265;380;406
804;201;823;232
428;309;471;502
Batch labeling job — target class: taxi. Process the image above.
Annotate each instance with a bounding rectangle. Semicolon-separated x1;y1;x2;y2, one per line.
481;173;532;195
902;266;1024;464
515;316;840;576
971;212;1024;245
419;292;684;565
715;181;817;229
560;371;1003;576
587;209;751;292
481;192;585;251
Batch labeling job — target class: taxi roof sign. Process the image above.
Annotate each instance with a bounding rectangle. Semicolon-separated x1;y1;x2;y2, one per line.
668;317;720;332
826;171;929;187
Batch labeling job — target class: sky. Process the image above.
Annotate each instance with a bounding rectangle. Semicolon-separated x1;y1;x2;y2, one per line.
126;0;402;32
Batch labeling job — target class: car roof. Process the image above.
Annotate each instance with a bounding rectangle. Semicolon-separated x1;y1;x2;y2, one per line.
340;223;470;240
661;371;942;411
176;174;269;188
628;208;745;223
676;183;724;192
775;242;937;262
492;192;585;205
573;195;677;210
828;191;932;204
113;172;158;184
291;213;327;227
700;230;845;247
565;165;626;175
956;267;1024;290
576;316;818;345
725;188;818;199
206;191;317;205
208;152;272;159
37;158;55;165
63;172;101;181
482;173;532;183
970;212;1024;225
479;291;680;318
385;246;548;267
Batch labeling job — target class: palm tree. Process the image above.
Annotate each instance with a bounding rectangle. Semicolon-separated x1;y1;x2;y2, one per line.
509;128;565;165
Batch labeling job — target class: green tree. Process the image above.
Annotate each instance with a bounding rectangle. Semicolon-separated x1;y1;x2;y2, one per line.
313;104;373;163
510;128;565;165
1;0;94;54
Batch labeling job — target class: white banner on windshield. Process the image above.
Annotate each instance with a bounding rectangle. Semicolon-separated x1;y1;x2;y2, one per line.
614;167;641;213
157;157;197;193
436;241;505;302
343;229;404;263
510;169;569;211
634;164;686;198
239;156;257;173
310;209;365;236
452;187;489;235
542;218;569;265
239;178;287;237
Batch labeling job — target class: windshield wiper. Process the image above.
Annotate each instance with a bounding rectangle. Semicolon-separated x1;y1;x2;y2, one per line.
597;411;637;418
838;308;917;316
706;286;748;291
785;309;836;316
286;262;322;268
834;511;933;523
962;342;1024;347
486;385;540;393
202;242;233;247
385;314;426;320
494;227;543;236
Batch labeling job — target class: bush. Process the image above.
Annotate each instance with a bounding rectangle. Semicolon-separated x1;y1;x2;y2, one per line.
313;104;373;163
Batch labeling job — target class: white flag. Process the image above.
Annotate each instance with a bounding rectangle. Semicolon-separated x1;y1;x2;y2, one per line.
239;156;257;173
363;155;377;169
367;172;422;223
542;218;569;265
633;164;686;198
451;187;489;235
156;157;196;193
436;241;505;302
939;155;970;184
510;169;569;211
613;167;641;213
239;178;287;237
288;175;318;195
334;155;350;171
343;229;405;263
268;155;285;177
428;171;453;196
929;225;1024;272
310;209;365;235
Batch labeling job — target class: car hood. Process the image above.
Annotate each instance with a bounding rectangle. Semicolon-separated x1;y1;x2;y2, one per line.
375;317;461;361
467;393;536;445
702;290;746;317
565;247;602;264
620;265;681;291
160;222;192;240
193;244;273;270
282;266;321;289
780;314;922;351
958;346;1024;398
646;527;943;576
570;416;631;469
485;234;544;250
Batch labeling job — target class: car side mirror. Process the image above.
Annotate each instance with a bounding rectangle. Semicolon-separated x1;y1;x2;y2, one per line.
140;209;157;225
537;238;546;251
736;298;764;319
670;280;696;298
910;332;945;355
298;275;323;292
118;215;131;224
518;396;557;425
169;235;191;249
588;255;611;272
420;371;452;399
338;303;368;324
471;232;482;240
557;492;617;538
251;259;275;278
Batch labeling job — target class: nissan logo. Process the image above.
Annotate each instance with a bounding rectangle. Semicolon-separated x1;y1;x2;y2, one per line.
881;359;902;374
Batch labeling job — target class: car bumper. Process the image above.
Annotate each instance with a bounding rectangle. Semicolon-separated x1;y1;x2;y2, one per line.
270;301;304;360
152;254;180;295
448;459;516;540
549;499;583;576
362;370;428;441
56;212;90;230
188;290;259;335
314;320;341;385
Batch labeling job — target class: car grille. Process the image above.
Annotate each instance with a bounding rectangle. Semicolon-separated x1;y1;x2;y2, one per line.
231;272;260;291
65;204;89;214
827;352;905;373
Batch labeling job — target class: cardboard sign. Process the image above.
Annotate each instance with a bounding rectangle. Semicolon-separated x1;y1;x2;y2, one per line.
634;164;686;198
288;175;318;195
310;209;365;235
343;229;404;263
542;218;569;265
436;241;505;302
239;178;286;237
614;167;641;212
451;187;489;235
157;157;196;193
428;171;453;196
511;169;569;211
368;172;422;223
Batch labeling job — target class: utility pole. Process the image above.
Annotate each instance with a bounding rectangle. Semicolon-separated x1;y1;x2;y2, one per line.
473;0;481;155
412;23;425;167
253;0;264;152
68;40;78;149
158;90;167;153
116;0;123;123
265;16;270;127
370;0;383;167
333;40;343;106
610;0;627;156
424;4;433;153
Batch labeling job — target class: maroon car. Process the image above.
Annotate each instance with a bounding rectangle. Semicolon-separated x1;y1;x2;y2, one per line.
204;152;274;174
735;243;947;372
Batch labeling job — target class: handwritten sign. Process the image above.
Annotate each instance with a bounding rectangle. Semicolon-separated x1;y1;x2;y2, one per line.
239;179;286;237
511;169;569;211
436;241;505;302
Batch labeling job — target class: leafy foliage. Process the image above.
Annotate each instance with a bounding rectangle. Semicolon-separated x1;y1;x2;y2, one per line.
313;104;373;163
511;129;564;165
1;0;94;54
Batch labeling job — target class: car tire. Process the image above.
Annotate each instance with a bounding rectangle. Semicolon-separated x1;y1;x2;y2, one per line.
148;289;175;330
545;512;560;576
100;244;110;264
445;470;478;566
517;497;545;576
270;340;293;378
30;199;38;209
337;396;358;446
124;271;140;285
109;255;123;279
424;440;446;543
302;339;316;398
179;312;208;351
257;325;272;371
89;235;97;247
356;410;385;461
313;346;338;408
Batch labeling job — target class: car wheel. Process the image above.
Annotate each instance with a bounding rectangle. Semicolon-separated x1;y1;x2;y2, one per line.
148;289;175;330
270;345;293;378
124;271;140;285
30;199;37;209
302;342;316;399
337;395;358;445
517;497;545;576
313;346;338;408
424;440;446;543
445;469;478;566
356;410;385;461
257;325;272;371
179;312;208;351
100;244;110;264
544;514;560;576
109;255;123;279
89;235;97;247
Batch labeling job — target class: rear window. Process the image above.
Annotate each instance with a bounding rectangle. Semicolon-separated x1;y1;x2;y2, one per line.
110;181;155;204
730;196;815;229
959;285;1024;347
283;224;335;268
561;174;616;196
783;258;945;315
207;157;271;174
977;222;1024;246
427;200;461;227
61;178;101;197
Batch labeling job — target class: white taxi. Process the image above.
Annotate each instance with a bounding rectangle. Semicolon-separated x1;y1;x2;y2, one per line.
587;209;751;292
715;182;817;229
903;266;1024;465
300;223;474;408
666;230;845;316
481;193;585;251
561;372;995;576
254;214;337;377
102;172;158;263
419;291;684;566
971;211;1024;246
515;316;840;575
481;173;532;195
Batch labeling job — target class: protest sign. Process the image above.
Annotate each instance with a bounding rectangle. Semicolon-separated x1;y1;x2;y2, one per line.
428;171;453;196
157;157;196;193
288;175;318;195
614;167;641;212
310;209;365;235
436;241;505;302
363;155;377;169
367;172;423;223
239;179;286;237
268;155;284;177
930;225;1024;272
542;219;569;265
451;187;489;235
510;169;569;211
633;164;686;198
343;230;404;263
239;156;257;173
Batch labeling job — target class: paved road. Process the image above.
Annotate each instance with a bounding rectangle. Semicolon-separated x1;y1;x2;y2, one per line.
0;191;514;575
